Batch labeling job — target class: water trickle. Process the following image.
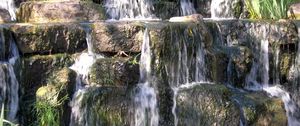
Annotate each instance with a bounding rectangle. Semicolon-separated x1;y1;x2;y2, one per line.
134;28;159;126
69;26;103;126
180;0;196;16
0;31;19;122
163;27;209;126
104;0;157;20
0;0;16;21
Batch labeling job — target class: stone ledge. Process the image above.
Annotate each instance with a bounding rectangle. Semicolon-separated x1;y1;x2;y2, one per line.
17;1;106;23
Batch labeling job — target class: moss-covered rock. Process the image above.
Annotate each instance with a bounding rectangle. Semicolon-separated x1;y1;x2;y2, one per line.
89;57;139;87
35;68;76;126
10;23;87;54
91;22;144;53
69;86;132;126
176;84;240;126
17;1;106;23
232;90;287;126
19;54;75;125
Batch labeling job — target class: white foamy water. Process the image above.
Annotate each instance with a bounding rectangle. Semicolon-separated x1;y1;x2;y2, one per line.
0;0;16;21
134;28;159;126
69;27;103;126
104;0;157;20
180;0;196;16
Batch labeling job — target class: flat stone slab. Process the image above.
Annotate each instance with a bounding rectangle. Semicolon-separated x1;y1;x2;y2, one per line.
17;1;106;23
9;23;87;54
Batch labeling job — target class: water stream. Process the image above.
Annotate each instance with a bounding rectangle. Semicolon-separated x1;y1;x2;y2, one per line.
162;27;209;126
180;0;196;16
69;26;103;126
134;28;159;126
104;0;157;20
0;30;19;122
0;0;16;21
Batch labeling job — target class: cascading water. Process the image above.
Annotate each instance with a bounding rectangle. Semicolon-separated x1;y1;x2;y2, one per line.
180;0;196;16
69;26;103;126
211;0;236;19
245;24;300;126
163;27;209;126
134;28;159;126
0;30;19;122
104;0;157;20
0;0;16;21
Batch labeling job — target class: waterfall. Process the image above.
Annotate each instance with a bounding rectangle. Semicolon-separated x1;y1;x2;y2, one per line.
211;0;236;19
104;0;157;20
0;31;19;122
0;0;16;21
245;24;300;125
180;0;196;16
162;27;209;126
134;28;159;126
69;26;103;126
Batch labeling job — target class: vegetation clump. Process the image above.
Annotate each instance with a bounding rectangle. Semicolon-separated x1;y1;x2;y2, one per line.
245;0;297;19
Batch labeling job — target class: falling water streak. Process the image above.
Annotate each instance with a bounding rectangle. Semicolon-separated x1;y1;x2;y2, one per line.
273;45;280;84
69;26;103;126
166;28;209;126
261;39;269;87
180;0;196;16
134;28;159;126
0;32;19;122
104;0;157;20
0;0;16;20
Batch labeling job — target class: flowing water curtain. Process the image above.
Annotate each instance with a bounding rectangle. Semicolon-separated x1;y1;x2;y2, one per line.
0;31;19;122
0;0;16;20
180;0;196;16
134;28;159;126
104;0;156;20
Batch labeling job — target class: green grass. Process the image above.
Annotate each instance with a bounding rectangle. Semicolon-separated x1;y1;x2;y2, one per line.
35;86;68;126
245;0;297;19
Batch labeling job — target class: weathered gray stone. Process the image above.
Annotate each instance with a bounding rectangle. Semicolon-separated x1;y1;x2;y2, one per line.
10;23;87;54
91;22;144;53
0;9;11;23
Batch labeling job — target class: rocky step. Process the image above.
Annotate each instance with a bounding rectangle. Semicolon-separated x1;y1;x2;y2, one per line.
17;1;106;23
176;84;287;126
